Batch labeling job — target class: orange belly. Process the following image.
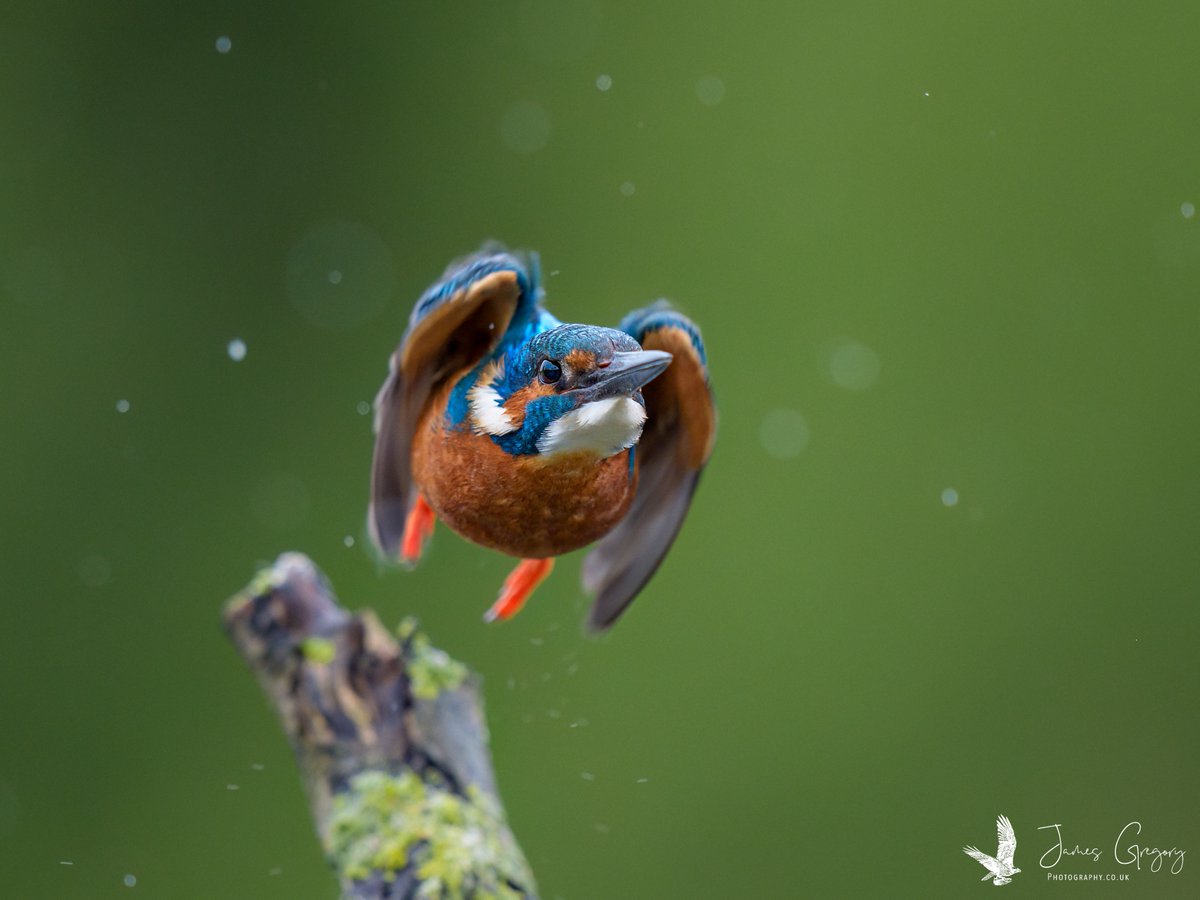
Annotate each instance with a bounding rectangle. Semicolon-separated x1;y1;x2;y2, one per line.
412;409;638;559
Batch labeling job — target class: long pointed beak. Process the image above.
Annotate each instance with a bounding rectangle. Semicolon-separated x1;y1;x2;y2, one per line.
583;349;673;399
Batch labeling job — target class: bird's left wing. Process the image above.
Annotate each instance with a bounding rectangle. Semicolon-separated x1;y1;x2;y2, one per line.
369;247;540;559
963;846;1001;873
582;302;716;632
996;815;1017;865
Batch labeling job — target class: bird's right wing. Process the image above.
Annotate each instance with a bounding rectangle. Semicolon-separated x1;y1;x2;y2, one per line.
996;815;1017;865
581;302;716;632
369;247;540;560
962;846;1001;873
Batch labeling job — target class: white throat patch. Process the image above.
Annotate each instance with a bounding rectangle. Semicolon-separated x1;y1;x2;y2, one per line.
468;361;517;436
536;396;646;457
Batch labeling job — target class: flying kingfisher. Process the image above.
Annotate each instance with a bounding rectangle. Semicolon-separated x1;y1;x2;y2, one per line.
368;244;716;631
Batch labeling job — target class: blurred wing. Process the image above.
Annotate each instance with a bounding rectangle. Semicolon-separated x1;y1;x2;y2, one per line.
996;815;1017;865
582;302;716;632
962;846;1000;872
369;247;540;559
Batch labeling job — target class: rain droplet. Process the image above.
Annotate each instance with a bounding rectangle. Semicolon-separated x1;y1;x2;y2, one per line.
215;36;231;54
227;338;247;362
343;535;355;547
581;771;595;781
59;860;73;866
595;73;612;91
115;399;131;414
328;269;342;284
251;763;265;771
1182;202;1195;220
269;867;283;876
619;181;636;197
226;784;239;791
941;487;959;507
123;874;137;888
356;401;370;415
696;75;726;106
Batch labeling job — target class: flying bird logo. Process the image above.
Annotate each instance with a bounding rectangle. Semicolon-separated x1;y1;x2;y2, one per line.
963;815;1022;886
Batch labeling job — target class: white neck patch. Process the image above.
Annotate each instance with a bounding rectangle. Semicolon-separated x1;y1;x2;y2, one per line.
468;361;517;436
536;396;646;457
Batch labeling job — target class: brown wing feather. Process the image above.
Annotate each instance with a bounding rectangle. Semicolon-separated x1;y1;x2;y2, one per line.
369;269;522;559
583;323;716;631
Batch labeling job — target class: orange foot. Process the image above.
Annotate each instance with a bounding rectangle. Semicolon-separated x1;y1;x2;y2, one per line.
484;558;555;623
400;494;436;566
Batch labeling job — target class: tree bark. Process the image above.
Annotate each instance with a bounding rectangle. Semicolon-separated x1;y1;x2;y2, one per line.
223;552;537;900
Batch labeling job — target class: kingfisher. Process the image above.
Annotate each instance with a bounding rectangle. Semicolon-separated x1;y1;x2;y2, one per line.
368;244;715;631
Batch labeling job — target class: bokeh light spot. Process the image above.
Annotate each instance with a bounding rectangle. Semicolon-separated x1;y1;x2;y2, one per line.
941;487;959;507
759;408;811;459
227;338;247;362
696;75;726;106
821;338;881;391
500;101;552;155
215;36;232;54
285;221;396;330
596;74;612;92
251;474;310;530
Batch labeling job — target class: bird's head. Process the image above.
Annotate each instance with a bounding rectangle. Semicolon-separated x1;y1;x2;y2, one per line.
467;324;672;457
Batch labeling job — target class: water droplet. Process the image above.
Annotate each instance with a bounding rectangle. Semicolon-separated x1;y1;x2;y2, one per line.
696;75;726;106
636;777;649;783
269;867;283;876
215;36;232;54
596;73;612;91
500;101;552;154
115;399;131;414
328;269;342;284
619;181;636;197
595;823;610;833
123;874;137;888
251;763;265;771
356;400;370;415
343;535;355;547
1182;202;1195;220
759;409;810;459
227;338;247;361
226;784;239;791
922;90;930;97
581;771;595;781
59;860;73;866
941;487;959;507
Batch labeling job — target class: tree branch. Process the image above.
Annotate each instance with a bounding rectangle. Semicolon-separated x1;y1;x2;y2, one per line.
223;552;537;899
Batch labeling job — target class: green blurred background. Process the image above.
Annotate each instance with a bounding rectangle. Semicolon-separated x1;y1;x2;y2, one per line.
2;1;1197;897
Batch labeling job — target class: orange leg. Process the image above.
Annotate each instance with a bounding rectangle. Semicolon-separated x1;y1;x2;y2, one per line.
400;494;436;566
483;558;555;623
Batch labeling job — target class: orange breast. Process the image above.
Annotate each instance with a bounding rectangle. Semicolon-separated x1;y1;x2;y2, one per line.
412;392;638;559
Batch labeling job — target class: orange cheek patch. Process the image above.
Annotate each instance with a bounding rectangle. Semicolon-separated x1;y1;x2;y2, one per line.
504;381;558;426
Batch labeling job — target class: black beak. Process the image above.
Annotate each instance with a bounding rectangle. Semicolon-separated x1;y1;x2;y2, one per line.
580;349;673;400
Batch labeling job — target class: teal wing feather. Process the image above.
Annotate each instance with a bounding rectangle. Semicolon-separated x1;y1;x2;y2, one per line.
583;301;717;631
369;246;541;559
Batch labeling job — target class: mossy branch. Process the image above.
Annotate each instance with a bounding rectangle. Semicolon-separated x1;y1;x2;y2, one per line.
223;552;537;900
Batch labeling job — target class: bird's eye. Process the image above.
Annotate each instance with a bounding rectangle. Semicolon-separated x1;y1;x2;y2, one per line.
538;359;562;384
